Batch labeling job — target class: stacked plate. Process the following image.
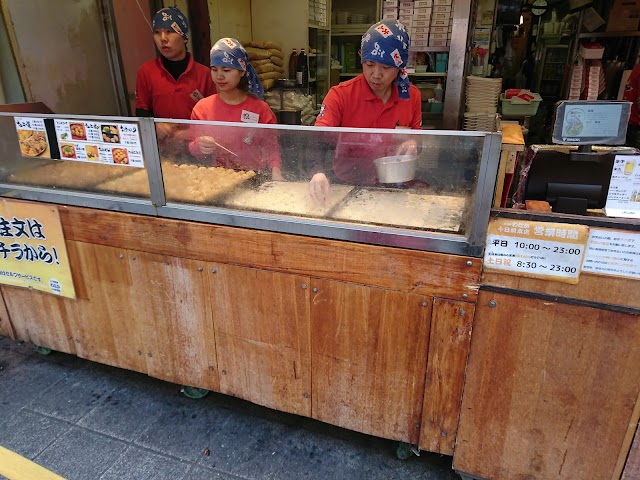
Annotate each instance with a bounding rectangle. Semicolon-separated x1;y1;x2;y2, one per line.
463;113;499;132
465;76;502;114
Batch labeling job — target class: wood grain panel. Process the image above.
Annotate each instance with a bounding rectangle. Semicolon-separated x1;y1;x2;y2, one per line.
483;271;640;309
128;252;219;391
64;241;147;373
420;298;474;455
622;425;640;480
57;206;481;301
0;287;15;339
311;280;430;443
209;264;311;416
454;290;640;480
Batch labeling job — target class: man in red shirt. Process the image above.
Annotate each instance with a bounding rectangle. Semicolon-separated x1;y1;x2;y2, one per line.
309;20;421;202
623;63;640;148
136;6;215;120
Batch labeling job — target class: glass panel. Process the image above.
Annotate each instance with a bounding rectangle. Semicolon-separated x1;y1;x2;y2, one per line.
157;120;485;238
0;114;151;199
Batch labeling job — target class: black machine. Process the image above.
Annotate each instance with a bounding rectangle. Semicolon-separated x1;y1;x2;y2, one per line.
523;100;634;214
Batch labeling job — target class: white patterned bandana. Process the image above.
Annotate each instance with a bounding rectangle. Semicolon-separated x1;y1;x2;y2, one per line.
210;38;264;99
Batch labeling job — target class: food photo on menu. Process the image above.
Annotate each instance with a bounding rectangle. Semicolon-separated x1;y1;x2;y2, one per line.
101;124;120;143
85;145;99;161
70;123;87;140
60;144;77;159
17;129;49;157
112;147;129;164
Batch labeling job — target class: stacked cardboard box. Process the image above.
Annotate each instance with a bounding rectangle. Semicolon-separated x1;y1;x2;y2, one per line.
309;0;328;27
381;0;453;50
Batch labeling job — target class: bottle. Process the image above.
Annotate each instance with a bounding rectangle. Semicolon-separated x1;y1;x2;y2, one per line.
296;48;308;87
288;48;298;80
434;78;443;102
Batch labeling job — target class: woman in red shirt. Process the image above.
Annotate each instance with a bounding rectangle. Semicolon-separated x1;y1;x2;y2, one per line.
189;38;282;180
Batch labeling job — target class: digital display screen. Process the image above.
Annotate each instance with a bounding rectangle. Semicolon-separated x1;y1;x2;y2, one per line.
552;101;631;145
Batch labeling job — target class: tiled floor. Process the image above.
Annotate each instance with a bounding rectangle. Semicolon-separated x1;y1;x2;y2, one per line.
0;336;461;480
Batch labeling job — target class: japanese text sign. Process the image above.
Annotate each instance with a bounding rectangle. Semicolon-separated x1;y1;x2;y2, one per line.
484;218;589;284
582;228;640;279
0;200;75;298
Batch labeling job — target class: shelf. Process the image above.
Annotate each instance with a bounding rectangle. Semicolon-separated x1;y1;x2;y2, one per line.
406;72;448;77
331;24;370;36
307;53;329;58
308;24;330;30
577;30;640;38
409;46;450;52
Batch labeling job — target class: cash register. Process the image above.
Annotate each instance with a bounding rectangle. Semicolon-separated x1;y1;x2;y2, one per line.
522;100;635;215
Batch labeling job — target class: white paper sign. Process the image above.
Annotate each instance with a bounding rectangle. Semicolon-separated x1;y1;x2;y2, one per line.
604;155;640;218
484;218;589;284
582;228;640;279
53;120;144;168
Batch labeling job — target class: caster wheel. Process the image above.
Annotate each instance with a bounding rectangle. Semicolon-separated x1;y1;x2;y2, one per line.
180;385;209;399
395;442;415;460
35;346;52;355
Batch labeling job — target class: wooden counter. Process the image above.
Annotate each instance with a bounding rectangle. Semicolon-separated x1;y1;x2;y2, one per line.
0;203;480;451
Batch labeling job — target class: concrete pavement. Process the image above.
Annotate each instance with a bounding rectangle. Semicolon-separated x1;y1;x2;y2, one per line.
0;336;461;480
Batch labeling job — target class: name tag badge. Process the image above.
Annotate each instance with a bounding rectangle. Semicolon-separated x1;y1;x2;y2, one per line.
190;89;204;103
241;110;260;123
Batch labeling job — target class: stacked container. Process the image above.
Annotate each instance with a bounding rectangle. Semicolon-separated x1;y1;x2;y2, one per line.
381;0;453;50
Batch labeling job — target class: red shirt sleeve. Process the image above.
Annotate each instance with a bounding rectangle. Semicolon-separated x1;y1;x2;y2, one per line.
188;99;209;158
410;87;422;129
135;66;151;112
314;87;343;127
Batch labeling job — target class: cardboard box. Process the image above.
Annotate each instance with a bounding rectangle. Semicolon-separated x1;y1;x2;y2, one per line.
433;0;452;4
414;7;432;15
411;26;429;33
413;13;431;20
432;18;449;26
412;33;429;40
399;14;413;23
428;38;449;47
384;12;400;19
430;25;449;33
433;5;451;14
383;0;399;6
414;0;433;6
383;7;398;14
411;39;430;47
412;19;430;27
400;1;415;7
606;0;640;31
399;7;414;15
432;12;451;21
429;32;448;40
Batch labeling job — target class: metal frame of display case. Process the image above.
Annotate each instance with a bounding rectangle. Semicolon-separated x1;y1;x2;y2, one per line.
0;114;501;257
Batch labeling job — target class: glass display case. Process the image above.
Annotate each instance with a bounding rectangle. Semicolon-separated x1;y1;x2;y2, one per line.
0;113;501;257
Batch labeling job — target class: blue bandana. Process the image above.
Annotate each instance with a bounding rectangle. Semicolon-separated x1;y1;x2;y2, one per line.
152;7;189;39
360;21;411;100
210;38;264;99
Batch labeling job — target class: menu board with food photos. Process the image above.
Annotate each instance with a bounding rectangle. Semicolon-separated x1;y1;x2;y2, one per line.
53;119;144;168
14;117;52;159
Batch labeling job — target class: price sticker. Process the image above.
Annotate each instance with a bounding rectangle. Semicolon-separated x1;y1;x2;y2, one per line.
484;218;589;284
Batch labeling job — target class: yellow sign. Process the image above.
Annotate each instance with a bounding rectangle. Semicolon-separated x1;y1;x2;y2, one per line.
484;217;590;284
0;200;75;298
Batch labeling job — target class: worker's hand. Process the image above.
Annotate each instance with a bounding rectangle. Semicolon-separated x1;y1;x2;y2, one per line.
155;122;174;141
198;136;218;155
396;139;418;157
309;172;330;205
271;166;284;181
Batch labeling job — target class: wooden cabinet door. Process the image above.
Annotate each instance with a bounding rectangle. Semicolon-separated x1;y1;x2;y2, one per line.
128;251;219;392
454;290;640;480
311;279;431;444
420;298;474;455
64;241;147;373
208;264;312;417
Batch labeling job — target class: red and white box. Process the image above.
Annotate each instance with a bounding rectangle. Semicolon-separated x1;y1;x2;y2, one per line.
400;1;415;7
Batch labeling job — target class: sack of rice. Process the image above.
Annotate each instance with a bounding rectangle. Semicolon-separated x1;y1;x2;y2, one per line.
246;47;271;60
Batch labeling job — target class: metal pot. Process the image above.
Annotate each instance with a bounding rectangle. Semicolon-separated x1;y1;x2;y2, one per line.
374;155;418;183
